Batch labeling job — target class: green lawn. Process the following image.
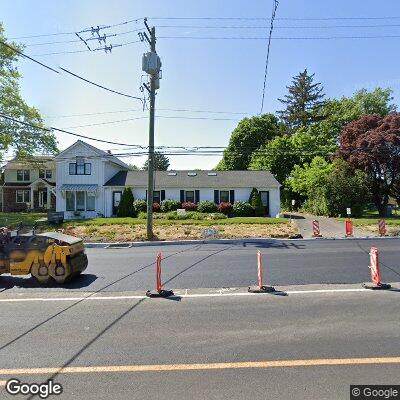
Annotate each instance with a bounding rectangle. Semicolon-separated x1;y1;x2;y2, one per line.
337;210;400;227
0;212;47;228
67;216;288;227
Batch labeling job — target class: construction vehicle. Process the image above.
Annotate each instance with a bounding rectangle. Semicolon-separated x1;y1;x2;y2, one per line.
0;226;88;284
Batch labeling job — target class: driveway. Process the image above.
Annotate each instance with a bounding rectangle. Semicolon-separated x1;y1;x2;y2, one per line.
287;213;375;239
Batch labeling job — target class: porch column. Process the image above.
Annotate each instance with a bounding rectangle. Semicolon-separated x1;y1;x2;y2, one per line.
30;186;34;211
47;186;51;209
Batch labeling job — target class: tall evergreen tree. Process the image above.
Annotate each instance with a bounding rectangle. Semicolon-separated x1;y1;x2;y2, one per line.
277;69;325;131
142;152;170;171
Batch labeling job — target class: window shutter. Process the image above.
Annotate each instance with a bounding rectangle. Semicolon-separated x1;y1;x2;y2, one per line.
214;190;219;204
195;190;200;203
161;190;166;201
145;190;147;201
180;190;185;203
229;190;235;204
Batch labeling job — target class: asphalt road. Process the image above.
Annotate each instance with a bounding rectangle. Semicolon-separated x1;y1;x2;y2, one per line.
1;238;399;293
0;290;399;399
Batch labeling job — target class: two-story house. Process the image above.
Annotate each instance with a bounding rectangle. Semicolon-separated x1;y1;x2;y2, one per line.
55;140;281;219
1;157;56;212
55;140;130;219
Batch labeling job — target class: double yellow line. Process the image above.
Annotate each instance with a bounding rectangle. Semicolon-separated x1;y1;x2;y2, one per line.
0;356;399;378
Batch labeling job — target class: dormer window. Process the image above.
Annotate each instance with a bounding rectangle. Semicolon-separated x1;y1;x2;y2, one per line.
17;169;30;181
69;157;91;175
39;169;52;179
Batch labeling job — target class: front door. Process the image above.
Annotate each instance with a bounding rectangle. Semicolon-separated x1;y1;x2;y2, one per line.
112;191;122;215
259;191;270;216
39;190;48;208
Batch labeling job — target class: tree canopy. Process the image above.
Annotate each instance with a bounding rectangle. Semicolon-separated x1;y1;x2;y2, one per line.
0;23;57;160
339;113;400;216
216;113;279;170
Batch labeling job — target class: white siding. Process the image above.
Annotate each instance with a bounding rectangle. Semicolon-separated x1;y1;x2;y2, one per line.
106;186;281;218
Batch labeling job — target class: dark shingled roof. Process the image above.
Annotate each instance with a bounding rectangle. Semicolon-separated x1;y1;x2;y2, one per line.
104;170;280;188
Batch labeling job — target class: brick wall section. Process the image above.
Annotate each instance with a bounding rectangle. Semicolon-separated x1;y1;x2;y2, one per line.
3;187;27;212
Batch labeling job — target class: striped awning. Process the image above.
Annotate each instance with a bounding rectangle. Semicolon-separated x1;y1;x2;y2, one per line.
60;184;98;193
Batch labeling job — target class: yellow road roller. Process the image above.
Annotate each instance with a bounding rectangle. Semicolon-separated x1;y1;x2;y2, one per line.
0;228;88;284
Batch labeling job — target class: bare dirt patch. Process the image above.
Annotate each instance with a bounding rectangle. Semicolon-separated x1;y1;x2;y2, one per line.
63;222;297;242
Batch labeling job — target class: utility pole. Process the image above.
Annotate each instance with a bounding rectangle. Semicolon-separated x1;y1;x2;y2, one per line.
142;18;161;240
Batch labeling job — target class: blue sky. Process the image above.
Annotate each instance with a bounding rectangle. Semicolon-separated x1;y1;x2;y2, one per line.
2;0;400;169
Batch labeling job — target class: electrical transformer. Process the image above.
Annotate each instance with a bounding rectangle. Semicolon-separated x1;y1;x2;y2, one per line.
142;51;161;75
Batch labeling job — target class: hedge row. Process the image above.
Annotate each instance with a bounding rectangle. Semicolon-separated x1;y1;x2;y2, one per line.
117;188;261;217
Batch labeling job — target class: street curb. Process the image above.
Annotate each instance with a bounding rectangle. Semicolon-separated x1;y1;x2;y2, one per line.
83;236;400;248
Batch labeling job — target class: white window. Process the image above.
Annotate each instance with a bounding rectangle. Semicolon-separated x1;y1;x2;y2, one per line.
65;191;96;212
66;191;75;211
69;158;91;175
17;170;30;181
16;190;30;203
76;191;85;211
39;169;52;179
185;190;195;203
219;190;230;203
86;192;95;211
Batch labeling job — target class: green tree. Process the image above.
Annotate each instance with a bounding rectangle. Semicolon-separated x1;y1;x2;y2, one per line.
249;128;336;184
0;23;57;160
248;188;264;217
128;164;139;170
277;69;325;131
318;87;396;143
325;159;370;217
142;152;170;171
287;156;333;215
287;157;370;217
117;187;135;217
216;113;279;170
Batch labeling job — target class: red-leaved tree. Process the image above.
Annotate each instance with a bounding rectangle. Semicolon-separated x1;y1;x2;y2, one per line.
338;113;400;216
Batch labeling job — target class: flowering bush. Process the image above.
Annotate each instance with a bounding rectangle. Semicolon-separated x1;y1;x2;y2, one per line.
152;202;161;212
232;201;254;217
218;202;233;215
132;199;147;214
181;202;198;211
197;200;218;213
160;199;181;212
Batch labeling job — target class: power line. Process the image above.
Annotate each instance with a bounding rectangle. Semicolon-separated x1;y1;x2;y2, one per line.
0;39;60;74
59;67;143;103
30;38;142;56
159;34;400;40
60;115;240;129
23;28;143;47
45;108;251;119
260;0;279;115
148;16;400;21
0;114;145;148
155;23;400;29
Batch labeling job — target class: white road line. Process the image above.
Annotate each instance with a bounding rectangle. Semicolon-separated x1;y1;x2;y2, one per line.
0;287;384;303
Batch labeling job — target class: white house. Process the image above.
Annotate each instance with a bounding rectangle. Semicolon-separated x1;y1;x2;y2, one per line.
55;140;281;219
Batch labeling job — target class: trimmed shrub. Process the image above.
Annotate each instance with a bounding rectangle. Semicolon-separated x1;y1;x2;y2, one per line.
249;189;264;217
160;199;181;212
218;202;233;215
117;187;135;217
181;202;197;211
133;199;147;214
233;201;254;217
137;211;147;219
152;202;161;212
197;200;218;213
